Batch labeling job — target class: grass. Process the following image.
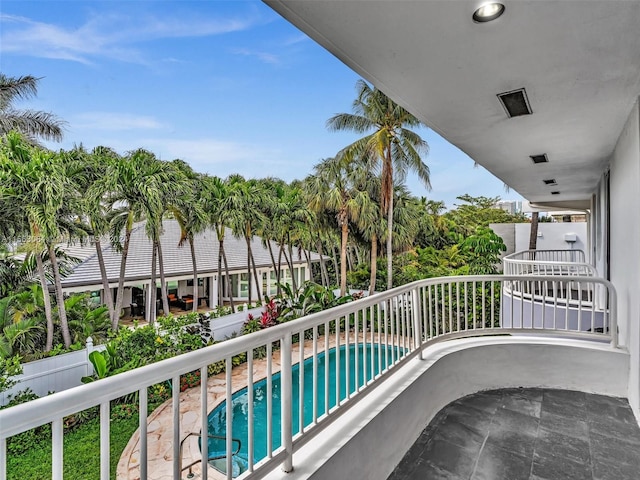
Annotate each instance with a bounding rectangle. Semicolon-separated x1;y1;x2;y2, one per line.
6;413;140;480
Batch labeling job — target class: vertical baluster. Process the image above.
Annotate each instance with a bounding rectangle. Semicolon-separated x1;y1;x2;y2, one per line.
139;385;148;479
200;365;209;480
355;309;360;391
577;281;583;332
428;285;434;339
473;281;477;330
52;418;63;480
0;436;6;480
336;317;341;406
529;278;534;328
299;331;305;433
313;326;318;424
345;315;350;399
173;374;181;480
441;285;446;334
464;282;469;331
281;335;293;473
482;282;486;329
412;288;423;360
591;283;596;334
267;342;273;457
553;281;558;330
456;282;461;333
490;281;495;328
0;437;5;480
378;304;383;376
390;300;396;364
324;321;330;416
400;293;406;354
225;360;232;480
99;401;110;480
447;283;452;334
246;353;254;472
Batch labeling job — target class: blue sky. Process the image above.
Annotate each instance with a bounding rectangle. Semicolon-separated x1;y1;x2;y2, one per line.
1;0;522;209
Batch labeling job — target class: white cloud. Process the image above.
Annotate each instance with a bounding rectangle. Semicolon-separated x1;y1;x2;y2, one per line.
0;8;265;65
72;112;166;131
231;47;281;65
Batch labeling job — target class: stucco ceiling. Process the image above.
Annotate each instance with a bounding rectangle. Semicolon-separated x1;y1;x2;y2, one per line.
266;1;640;205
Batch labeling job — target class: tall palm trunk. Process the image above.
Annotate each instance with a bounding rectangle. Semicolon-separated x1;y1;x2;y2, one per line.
369;233;378;295
277;244;284;295
286;234;298;291
340;220;348;296
303;248;312;283
221;246;235;313
35;252;54;351
248;242;262;303
386;184;394;290
150;241;157;325
246;236;253;305
284;240;298;291
94;238;115;322
114;224;133;330
330;243;340;286
347;245;354;271
156;239;170;316
217;233;224;307
316;238;329;287
48;244;71;348
189;237;198;312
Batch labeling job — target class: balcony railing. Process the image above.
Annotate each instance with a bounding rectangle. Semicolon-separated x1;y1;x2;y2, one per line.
503;248;595;275
0;274;617;480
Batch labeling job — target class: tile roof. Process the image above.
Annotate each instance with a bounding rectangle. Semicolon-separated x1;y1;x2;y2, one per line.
61;220;318;288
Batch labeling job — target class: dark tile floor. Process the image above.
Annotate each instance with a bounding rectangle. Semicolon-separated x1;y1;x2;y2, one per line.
387;388;640;480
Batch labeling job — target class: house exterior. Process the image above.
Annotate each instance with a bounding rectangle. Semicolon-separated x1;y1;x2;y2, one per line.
61;219;315;319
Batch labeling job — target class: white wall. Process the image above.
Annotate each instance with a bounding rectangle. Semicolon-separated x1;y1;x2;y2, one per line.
608;98;640;418
514;222;588;255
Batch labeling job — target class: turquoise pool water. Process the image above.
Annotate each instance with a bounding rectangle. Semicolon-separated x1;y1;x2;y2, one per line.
204;343;399;476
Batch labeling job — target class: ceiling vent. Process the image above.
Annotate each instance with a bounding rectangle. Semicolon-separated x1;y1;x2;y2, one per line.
551;191;560;195
543;179;557;185
497;88;532;117
530;154;548;164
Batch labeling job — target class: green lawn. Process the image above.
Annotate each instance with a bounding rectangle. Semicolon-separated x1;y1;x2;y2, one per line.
6;414;140;480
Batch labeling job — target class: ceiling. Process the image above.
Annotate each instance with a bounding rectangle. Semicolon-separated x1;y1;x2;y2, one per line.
265;1;640;206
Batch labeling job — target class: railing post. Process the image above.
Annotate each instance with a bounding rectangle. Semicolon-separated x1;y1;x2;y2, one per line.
281;334;293;473
412;288;423;360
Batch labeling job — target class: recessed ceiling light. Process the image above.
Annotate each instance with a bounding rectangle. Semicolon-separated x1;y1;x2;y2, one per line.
543;179;557;185
551;191;560;195
473;3;505;23
498;88;532;118
530;154;548;164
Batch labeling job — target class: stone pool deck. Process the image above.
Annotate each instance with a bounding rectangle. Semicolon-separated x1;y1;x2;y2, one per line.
117;334;353;480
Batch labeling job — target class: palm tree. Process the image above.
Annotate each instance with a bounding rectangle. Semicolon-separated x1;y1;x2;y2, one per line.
201;175;236;312
95;148;174;328
170;162;208;312
327;79;430;289
226;175;267;305
306;156;367;296
0;74;65;142
0;133;75;348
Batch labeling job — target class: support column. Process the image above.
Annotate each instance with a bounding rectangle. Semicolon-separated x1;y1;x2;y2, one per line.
209;275;218;309
145;283;151;323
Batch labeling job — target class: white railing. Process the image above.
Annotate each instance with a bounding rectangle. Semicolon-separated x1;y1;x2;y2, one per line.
0;274;617;480
505;249;586;263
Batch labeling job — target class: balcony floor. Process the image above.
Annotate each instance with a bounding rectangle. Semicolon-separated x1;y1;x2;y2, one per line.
387;388;640;480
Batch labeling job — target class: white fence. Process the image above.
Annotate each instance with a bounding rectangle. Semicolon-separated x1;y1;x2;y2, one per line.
0;340;106;406
0;274;617;480
1;307;260;406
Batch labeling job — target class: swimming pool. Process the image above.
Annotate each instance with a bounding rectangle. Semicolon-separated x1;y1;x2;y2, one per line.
204;343;399;476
